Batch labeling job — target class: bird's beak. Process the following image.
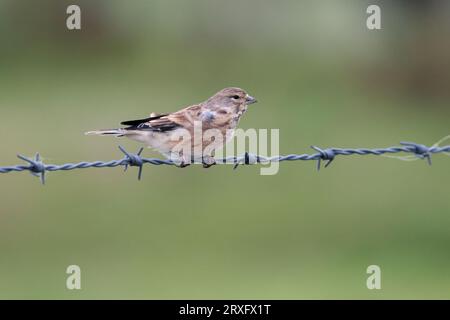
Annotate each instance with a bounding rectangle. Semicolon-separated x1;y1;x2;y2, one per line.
246;95;257;105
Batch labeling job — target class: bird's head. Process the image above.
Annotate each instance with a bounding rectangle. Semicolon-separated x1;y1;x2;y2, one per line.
206;87;257;110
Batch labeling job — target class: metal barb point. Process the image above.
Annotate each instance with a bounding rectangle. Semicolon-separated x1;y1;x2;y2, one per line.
400;142;432;166
233;157;240;170
311;146;335;171
118;146;145;180
233;152;247;170
233;152;257;170
17;153;46;184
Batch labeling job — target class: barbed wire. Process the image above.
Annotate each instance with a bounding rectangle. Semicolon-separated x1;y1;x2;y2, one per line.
0;142;449;184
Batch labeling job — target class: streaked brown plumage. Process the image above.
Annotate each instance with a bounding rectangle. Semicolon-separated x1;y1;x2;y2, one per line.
86;87;257;167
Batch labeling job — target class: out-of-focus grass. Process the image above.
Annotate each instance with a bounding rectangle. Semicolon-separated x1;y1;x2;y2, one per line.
0;0;449;299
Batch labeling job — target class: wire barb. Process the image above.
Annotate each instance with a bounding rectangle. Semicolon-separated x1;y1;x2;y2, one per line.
17;153;46;184
233;152;259;170
400;142;432;165
311;146;335;171
118;146;145;180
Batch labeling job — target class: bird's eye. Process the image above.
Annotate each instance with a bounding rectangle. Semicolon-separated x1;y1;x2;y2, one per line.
231;95;240;100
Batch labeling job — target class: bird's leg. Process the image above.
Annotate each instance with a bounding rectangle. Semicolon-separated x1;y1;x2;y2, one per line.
202;155;216;168
174;152;191;168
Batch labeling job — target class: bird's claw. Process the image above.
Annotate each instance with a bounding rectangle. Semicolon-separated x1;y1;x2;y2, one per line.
177;161;190;168
202;156;216;168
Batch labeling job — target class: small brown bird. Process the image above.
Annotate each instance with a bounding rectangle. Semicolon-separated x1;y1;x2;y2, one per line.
86;87;257;167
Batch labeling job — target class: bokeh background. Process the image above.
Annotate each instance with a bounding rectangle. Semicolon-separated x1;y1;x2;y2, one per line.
0;0;449;299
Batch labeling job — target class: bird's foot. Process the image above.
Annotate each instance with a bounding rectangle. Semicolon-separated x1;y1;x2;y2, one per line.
202;156;216;169
177;161;191;168
170;154;191;168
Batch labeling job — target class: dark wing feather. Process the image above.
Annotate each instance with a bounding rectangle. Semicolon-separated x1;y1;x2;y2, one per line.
120;113;168;126
122;114;182;132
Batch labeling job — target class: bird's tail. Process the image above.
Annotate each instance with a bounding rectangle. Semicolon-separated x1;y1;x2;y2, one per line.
85;129;126;137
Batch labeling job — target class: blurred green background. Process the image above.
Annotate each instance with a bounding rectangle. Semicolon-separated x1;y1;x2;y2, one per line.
0;0;449;299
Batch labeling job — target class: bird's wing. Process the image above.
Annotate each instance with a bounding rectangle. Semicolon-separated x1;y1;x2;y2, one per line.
121;105;202;132
167;104;202;126
120;113;177;132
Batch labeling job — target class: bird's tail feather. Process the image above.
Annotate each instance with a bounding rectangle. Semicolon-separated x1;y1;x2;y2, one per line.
85;129;126;137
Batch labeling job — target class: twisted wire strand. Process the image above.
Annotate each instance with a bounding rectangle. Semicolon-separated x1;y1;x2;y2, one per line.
1;142;449;184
